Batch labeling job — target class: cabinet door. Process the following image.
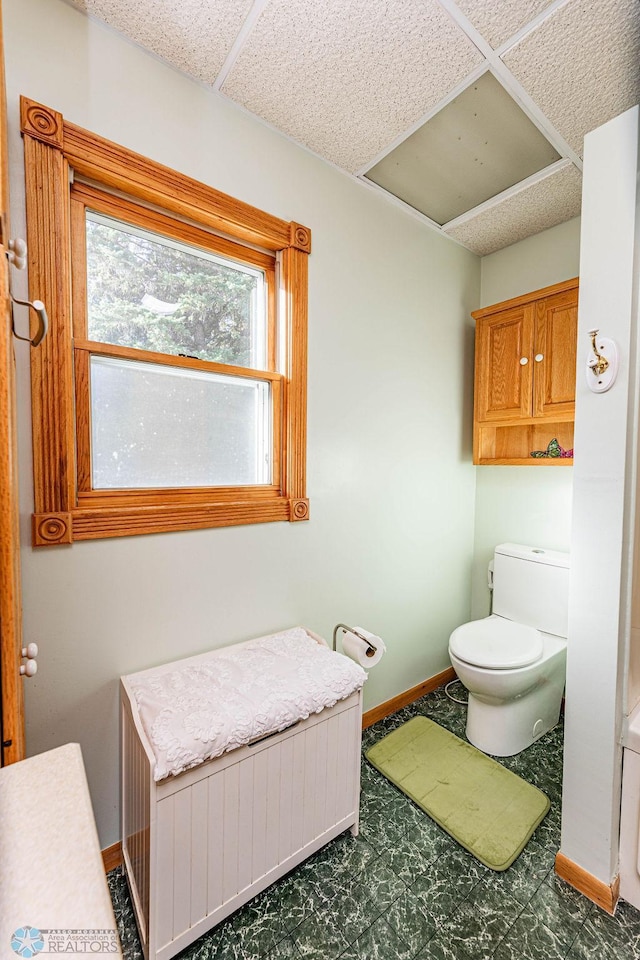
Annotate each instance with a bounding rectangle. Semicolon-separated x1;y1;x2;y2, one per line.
474;305;534;422
532;289;578;419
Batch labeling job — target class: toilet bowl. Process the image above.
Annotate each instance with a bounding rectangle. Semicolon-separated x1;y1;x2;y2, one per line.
448;543;569;757
449;615;566;756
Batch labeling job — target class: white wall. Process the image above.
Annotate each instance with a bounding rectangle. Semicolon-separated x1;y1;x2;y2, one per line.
561;106;640;884
471;218;581;619
481;218;581;306
5;0;480;846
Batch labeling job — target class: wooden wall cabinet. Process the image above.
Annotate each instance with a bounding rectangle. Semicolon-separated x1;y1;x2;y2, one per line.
473;278;578;465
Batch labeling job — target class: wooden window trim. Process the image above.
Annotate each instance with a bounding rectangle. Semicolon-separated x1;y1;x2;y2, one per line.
20;97;310;545
70;181;279;276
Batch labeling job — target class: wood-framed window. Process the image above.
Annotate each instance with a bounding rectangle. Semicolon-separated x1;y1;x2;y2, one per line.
20;97;310;546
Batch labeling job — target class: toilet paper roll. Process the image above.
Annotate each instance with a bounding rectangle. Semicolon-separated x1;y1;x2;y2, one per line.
342;626;386;669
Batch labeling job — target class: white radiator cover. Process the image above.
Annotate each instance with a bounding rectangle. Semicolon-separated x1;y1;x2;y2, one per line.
121;673;362;960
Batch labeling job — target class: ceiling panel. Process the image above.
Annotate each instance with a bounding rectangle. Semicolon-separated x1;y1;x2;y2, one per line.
443;163;582;256
67;0;254;84
365;72;560;225
64;0;640;255
455;0;556;49
503;0;640;157
221;0;483;173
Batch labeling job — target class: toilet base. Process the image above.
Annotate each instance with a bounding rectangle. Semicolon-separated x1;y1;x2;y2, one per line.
465;679;564;757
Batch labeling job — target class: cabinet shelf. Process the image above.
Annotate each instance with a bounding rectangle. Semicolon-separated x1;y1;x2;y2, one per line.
475;457;573;467
475;418;574;465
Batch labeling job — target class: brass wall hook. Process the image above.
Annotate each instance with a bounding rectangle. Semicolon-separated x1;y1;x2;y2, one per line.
588;329;609;377
585;329;618;393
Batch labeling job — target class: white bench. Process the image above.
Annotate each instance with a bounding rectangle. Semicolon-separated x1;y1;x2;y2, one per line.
120;628;364;960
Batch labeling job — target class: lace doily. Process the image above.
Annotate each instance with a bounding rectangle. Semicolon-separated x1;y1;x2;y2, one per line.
127;627;367;781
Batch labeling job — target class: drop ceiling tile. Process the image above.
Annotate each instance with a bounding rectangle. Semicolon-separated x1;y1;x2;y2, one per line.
455;0;556;49
503;0;640;156
67;0;254;84
221;0;483;173
365;72;560;224
444;163;582;256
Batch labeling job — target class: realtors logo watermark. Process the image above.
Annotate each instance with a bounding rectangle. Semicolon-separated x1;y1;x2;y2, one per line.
11;928;119;955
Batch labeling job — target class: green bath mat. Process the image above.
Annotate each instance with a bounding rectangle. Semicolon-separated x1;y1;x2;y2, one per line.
365;716;549;871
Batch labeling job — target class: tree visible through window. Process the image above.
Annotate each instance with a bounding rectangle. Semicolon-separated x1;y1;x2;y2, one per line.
85;213;265;368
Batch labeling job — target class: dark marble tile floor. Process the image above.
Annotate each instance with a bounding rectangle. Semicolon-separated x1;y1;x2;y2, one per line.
108;685;640;959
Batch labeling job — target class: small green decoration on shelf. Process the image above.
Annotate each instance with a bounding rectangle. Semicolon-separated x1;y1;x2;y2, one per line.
530;438;573;459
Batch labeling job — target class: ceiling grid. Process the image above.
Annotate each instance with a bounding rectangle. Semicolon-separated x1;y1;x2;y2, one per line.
66;0;640;255
442;159;573;232
219;0;483;173
445;161;584;254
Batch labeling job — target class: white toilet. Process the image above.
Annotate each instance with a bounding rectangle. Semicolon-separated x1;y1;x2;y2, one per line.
449;543;569;757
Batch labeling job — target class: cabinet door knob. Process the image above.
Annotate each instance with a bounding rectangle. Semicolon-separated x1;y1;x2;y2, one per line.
535;353;544;362
20;659;37;677
519;357;528;365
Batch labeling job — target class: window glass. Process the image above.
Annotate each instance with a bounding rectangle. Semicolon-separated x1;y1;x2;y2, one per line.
90;356;271;488
85;212;267;369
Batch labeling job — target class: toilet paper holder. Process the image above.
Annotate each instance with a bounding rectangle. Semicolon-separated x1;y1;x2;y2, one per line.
333;623;378;658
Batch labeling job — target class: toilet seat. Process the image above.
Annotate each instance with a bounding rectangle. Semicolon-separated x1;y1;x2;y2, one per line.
449;616;543;670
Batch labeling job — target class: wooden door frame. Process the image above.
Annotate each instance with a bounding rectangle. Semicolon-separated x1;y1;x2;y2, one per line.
0;0;26;764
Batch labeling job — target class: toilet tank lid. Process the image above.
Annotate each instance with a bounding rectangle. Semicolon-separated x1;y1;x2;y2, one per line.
495;543;570;569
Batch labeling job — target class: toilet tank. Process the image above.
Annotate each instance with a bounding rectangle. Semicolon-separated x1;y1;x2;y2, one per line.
492;543;570;638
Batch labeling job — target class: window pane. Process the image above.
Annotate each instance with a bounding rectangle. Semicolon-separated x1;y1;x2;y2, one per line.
90;356;271;488
85;212;267;369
